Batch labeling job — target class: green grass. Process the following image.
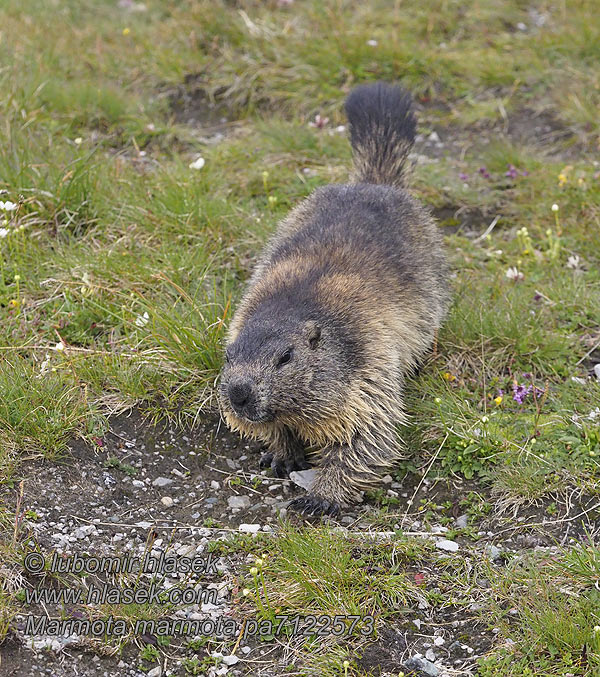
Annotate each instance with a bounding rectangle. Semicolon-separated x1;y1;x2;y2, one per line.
478;543;600;675
1;0;600;673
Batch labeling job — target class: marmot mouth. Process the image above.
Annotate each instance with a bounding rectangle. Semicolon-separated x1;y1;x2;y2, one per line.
241;412;274;424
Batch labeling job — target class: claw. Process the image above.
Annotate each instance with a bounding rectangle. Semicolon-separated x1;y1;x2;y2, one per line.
288;495;341;518
271;458;288;478
261;453;309;478
259;452;274;470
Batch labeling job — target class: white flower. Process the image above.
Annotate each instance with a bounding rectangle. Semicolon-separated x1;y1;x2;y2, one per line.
308;114;329;129
39;353;51;375
53;341;65;352
135;311;149;327
189;156;205;170
505;267;524;281
0;200;17;211
366;39;378;46
74;137;83;145
566;254;580;269
0;228;8;238
551;203;559;212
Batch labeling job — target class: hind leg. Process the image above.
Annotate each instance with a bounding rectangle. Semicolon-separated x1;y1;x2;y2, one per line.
259;427;310;478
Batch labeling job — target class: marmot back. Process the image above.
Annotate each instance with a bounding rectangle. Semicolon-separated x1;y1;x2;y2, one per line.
219;82;449;517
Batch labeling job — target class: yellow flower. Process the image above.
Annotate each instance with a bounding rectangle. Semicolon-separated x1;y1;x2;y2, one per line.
122;27;131;36
558;173;567;186
494;396;503;405
8;299;19;308
442;371;455;381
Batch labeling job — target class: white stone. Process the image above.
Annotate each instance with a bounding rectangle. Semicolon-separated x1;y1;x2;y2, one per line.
288;469;318;491
238;524;261;534
435;539;459;552
152;477;173;487
228;495;251;510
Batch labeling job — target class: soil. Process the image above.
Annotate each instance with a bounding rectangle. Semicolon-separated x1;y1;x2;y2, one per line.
1;406;598;677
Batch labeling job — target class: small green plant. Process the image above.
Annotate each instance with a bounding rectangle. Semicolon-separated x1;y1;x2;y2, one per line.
439;433;499;479
104;456;137;476
139;644;160;664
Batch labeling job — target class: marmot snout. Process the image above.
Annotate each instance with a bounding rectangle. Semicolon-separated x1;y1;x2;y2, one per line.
219;82;450;516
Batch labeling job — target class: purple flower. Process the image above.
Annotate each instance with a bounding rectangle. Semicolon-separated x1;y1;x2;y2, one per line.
512;383;532;404
505;164;519;179
512;380;544;403
459;172;469;181
478;166;491;179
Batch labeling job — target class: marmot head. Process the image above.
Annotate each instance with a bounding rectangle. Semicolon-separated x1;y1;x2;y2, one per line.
219;314;348;425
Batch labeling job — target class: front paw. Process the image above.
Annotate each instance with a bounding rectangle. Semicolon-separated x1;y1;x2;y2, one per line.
288;494;341;517
260;453;310;478
259;452;274;470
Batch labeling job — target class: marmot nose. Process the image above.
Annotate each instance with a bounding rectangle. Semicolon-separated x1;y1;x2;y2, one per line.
228;382;253;409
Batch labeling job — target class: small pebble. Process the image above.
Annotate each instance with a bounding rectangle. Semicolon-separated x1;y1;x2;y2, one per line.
435;539;459;552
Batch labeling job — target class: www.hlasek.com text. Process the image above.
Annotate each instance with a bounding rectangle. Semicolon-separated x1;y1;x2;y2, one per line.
25;582;218;606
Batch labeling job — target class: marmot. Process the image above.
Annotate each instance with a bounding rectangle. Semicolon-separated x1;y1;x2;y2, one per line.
219;82;449;516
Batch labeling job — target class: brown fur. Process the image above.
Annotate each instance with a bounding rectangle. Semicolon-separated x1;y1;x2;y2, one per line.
218;82;449;516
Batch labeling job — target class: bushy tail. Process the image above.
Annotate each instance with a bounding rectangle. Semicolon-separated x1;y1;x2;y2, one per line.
344;82;416;189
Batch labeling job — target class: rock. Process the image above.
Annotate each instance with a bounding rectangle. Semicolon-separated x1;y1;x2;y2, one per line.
147;667;161;677
594;364;600;381
404;656;440;676
288;469;318;491
428;131;440;143
160;496;174;508
425;648;437;661
228;495;251;510
381;474;393;484
238;524;261;534
152;477;173;488
435;539;459;552
486;544;502;560
210;480;220;490
454;514;468;529
222;655;239;666
434;636;445;646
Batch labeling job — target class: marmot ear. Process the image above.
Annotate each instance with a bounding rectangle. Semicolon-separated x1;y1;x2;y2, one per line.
303;320;321;349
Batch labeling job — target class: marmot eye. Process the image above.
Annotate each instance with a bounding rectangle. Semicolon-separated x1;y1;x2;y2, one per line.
277;349;293;367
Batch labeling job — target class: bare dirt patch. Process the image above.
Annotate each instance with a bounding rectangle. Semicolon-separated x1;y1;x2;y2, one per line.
1;409;599;676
